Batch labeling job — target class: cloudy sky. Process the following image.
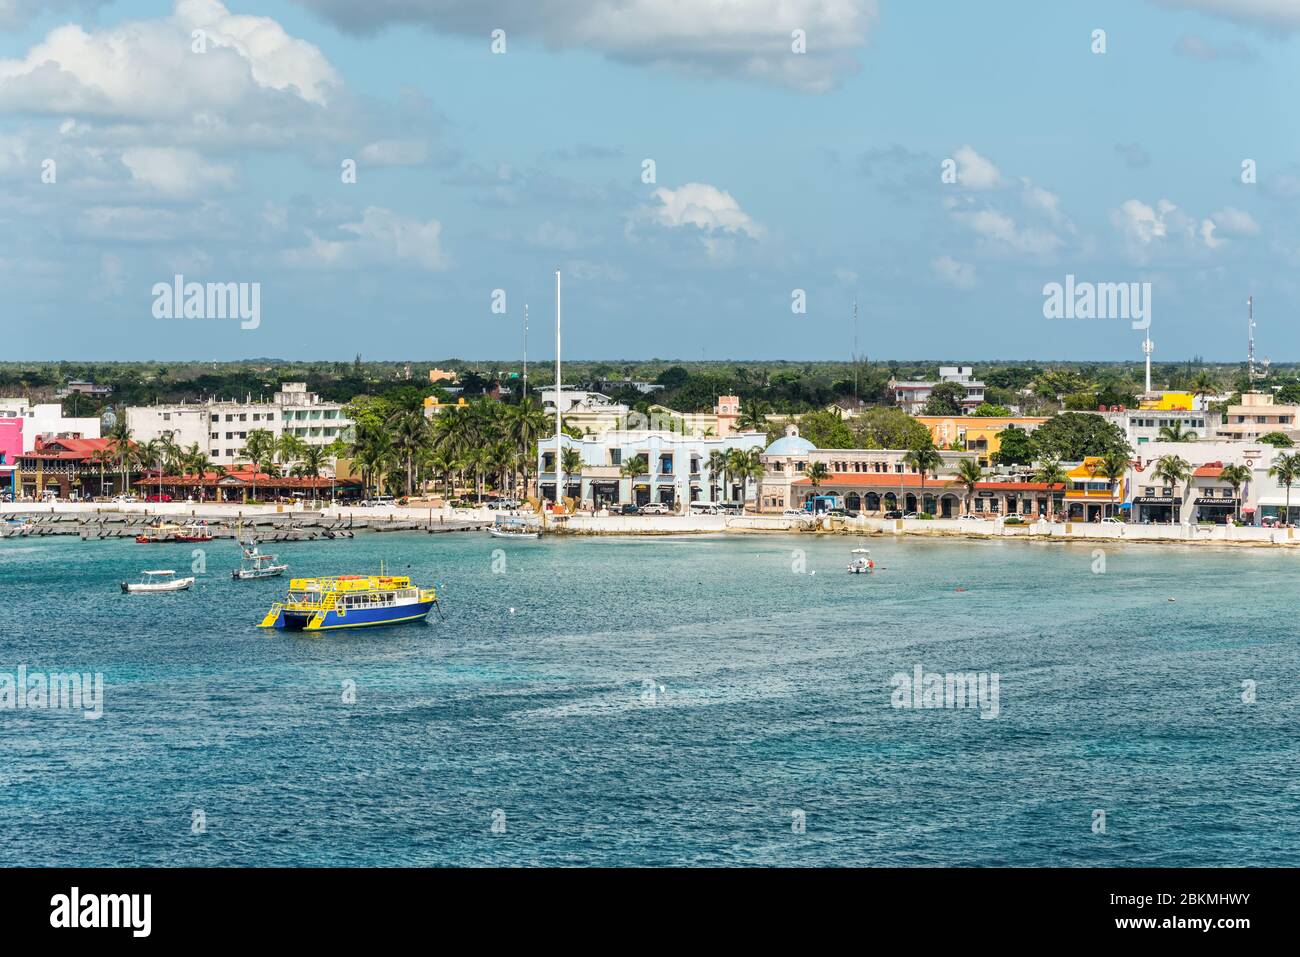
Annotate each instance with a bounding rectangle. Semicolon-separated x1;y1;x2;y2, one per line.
1;0;1298;361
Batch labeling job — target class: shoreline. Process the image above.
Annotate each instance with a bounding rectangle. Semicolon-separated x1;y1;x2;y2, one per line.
4;502;1295;548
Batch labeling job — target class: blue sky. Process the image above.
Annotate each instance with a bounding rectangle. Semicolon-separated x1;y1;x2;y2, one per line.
1;0;1298;362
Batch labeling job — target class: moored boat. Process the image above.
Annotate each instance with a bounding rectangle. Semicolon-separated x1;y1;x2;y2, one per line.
488;515;541;539
258;573;438;632
136;521;214;544
847;545;874;575
121;569;195;593
233;542;288;580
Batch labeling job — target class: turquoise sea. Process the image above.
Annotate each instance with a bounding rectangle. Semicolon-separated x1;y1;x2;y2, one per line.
1;532;1297;866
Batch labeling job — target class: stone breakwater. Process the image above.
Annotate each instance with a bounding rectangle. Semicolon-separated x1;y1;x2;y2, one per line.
3;503;1294;547
0;505;487;540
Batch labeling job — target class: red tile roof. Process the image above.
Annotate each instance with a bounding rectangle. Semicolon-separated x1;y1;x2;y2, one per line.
1193;462;1225;478
22;437;124;460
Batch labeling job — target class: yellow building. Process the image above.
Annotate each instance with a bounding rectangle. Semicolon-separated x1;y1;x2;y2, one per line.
915;416;1049;467
1064;456;1126;522
1138;391;1193;411
423;396;469;416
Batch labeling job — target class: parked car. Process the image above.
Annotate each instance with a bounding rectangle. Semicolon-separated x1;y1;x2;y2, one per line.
690;503;720;515
1099;517;1124;525
144;493;171;503
361;495;396;507
782;509;808;518
618;503;640;515
640;503;671;515
882;509;904;519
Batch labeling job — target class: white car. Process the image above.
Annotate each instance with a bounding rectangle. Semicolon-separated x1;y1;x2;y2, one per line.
640;503;670;515
783;509;809;518
1099;517;1125;525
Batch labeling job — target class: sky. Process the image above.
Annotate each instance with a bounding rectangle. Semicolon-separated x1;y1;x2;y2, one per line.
1;0;1298;363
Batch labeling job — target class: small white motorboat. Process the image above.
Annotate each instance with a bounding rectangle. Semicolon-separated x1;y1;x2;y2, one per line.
488;516;541;539
121;569;195;593
233;542;288;580
847;546;874;575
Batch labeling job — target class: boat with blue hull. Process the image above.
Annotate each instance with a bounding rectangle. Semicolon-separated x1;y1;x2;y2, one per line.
259;573;438;632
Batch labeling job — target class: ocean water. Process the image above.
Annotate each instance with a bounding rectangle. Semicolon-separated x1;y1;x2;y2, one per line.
1;531;1297;867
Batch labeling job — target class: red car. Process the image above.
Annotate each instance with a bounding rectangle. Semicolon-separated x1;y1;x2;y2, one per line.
144;493;172;503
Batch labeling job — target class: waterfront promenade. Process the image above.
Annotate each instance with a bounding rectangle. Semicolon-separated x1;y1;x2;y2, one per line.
4;501;1297;546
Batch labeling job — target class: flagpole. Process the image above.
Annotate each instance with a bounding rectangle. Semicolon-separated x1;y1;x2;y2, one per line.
554;269;562;508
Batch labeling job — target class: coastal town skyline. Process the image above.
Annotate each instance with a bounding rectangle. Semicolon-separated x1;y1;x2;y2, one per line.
3;0;1298;361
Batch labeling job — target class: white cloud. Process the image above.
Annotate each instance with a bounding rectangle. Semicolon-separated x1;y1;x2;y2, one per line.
953;207;1062;255
284;206;447;271
121;147;236;195
931;255;977;289
1113;198;1256;254
647;182;764;239
952;145;1002;190
297;0;879;92
0;1;340;124
0;0;112;30
1153;0;1300;31
359;139;429;166
1209;206;1260;236
1112;198;1179;246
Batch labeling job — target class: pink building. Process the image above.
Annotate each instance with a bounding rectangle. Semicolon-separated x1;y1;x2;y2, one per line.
0;418;21;495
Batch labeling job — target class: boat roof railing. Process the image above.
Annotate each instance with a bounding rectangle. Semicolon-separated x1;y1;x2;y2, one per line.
143;569;175;576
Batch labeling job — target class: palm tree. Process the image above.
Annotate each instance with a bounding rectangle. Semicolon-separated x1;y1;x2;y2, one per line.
738;399;772;433
1268;452;1300;526
904;444;943;510
620;453;648;507
738;448;765;513
1033;457;1067;522
108;420;133;495
389;408;431;498
1097;449;1131;510
706;449;728;504
806;461;829;494
89;446;114;499
1153;454;1192;525
1190;369;1217;408
560;447;583;505
955;458;983;516
725;447;750;505
1157;420;1195;442
1218;463;1251;524
243;429;276;502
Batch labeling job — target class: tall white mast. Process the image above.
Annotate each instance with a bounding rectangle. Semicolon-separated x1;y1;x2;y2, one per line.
523;303;529;398
1247;295;1256;383
1143;330;1153;396
852;298;859;402
554;269;562;504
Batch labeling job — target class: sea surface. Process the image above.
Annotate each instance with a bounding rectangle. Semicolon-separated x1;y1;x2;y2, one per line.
1;532;1297;866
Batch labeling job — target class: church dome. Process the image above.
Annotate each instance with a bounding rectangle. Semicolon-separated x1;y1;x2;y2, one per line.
764;424;816;456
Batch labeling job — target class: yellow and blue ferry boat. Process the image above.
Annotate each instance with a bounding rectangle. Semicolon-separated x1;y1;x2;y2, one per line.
258;573;438;632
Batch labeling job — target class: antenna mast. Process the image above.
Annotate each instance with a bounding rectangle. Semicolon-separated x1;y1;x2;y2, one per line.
852;298;859;402
1247;295;1257;383
523;303;529;399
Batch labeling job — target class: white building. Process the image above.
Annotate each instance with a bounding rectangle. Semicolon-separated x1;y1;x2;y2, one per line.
538;428;766;509
1098;406;1222;446
0;398;101;452
127;382;351;467
891;366;986;414
1126;440;1280;525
